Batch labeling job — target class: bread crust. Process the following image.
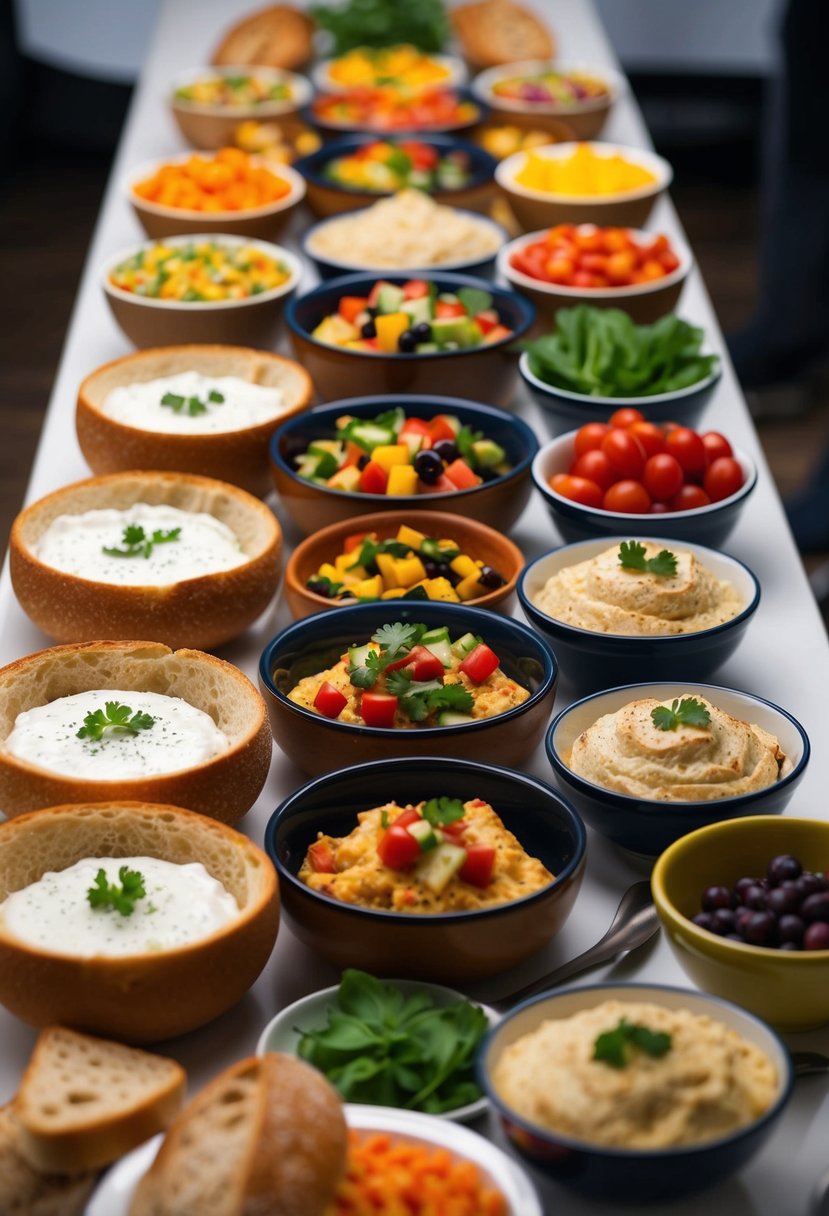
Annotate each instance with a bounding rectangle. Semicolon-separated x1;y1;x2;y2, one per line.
211;5;314;71
0;801;280;1042
77;347;313;497
0;1104;95;1216
0;640;272;823
452;0;555;68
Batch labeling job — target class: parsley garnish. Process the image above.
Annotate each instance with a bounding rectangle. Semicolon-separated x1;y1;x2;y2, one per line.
593;1018;672;1069
102;524;181;559
76;701;155;741
618;540;678;578
86;865;147;917
160;389;224;416
650;697;712;732
421;797;465;827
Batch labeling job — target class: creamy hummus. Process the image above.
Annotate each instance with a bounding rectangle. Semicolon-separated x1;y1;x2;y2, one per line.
568;695;788;801
492;999;778;1149
534;543;744;635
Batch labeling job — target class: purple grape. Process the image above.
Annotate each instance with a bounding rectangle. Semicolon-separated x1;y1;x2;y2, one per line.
744;884;768;910
735;907;754;934
801;893;829;923
692;912;717;932
803;921;829;950
796;873;825;898
767;882;802;915
767;854;803;885
701;885;734;912
744;911;776;945
734;877;760;901
776;914;805;944
712;908;737;934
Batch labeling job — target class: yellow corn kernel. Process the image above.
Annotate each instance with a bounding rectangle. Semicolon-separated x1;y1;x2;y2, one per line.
424;577;461;602
371;444;410;472
392;555;427;587
376;552;399;587
455;572;486;600
386;465;419;495
450;554;477;578
396;524;426;549
375;312;410;352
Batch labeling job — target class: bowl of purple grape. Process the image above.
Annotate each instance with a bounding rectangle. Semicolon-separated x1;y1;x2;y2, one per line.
652;815;829;1031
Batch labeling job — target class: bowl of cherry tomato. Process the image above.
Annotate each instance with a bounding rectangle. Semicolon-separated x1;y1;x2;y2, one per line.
306;87;485;139
501;225;692;329
531;413;757;547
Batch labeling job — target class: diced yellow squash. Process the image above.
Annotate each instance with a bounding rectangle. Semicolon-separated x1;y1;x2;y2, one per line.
381;587;407;599
450;554;477;578
334;553;356;573
371;444;410;472
438;538;459;551
392;555;427;587
386;465;419;495
396;524;426;549
353;575;383;598
327;465;362;492
312;314;359;345
375;312;410;352
317;562;341;583
456;572;486;601
424;577;461;602
376;552;399;587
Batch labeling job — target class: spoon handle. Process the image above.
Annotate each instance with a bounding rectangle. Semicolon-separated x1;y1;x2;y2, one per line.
793;1051;829;1077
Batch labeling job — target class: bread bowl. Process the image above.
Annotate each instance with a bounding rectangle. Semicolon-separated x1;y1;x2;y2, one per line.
76;346;313;497
0;640;272;822
0;801;279;1042
10;471;282;650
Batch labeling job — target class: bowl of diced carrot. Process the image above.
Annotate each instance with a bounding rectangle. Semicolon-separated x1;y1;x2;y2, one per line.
126;147;306;240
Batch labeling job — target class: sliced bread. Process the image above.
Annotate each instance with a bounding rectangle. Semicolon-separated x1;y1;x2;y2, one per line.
452;0;556;68
0;1103;95;1216
15;1026;186;1174
211;5;314;71
129;1052;347;1216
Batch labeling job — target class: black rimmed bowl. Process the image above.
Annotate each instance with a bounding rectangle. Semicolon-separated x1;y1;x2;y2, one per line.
293;133;499;218
302;88;487;142
258;600;558;775
518;537;760;691
532;430;757;547
519;350;722;436
263;755;585;982
545;681;810;857
479;981;793;1203
285;272;535;404
270;394;539;536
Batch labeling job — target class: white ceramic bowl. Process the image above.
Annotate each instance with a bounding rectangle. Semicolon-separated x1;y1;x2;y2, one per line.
312;52;467;94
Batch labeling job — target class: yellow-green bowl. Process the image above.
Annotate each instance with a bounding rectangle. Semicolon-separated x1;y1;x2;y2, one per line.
652;815;829;1032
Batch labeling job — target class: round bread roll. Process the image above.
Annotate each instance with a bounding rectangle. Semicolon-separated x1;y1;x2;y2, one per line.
129;1053;347;1216
211;5;315;71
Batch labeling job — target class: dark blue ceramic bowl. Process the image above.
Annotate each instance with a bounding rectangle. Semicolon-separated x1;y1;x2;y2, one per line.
532;431;757;547
258;599;558;775
518;537;760;691
545;681;810;857
301;90;489;140
270;394;540;534
520;351;722;436
263;756;585;982
479;982;793;1203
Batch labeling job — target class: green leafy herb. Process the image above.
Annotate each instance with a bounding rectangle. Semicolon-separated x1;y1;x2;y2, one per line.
307;574;346;599
457;286;493;317
650;697;712;732
86;865;147;917
297;969;487;1113
372;621;421;659
310;0;450;54
421;796;465;827
76;701;155;742
593;1018;672;1069
160;388;224;416
455;424;483;464
385;668;473;721
349;648;385;690
618;540;678;577
102;524;181;559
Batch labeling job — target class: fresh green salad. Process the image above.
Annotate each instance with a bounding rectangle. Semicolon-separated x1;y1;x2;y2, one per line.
524;305;719;398
311;0;449;54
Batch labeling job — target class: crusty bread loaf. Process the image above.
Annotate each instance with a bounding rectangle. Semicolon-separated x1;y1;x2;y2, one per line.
0;641;272;823
129;1053;346;1216
212;5;314;71
452;0;555;68
76;347;313;497
15;1027;186;1174
0;1104;95;1216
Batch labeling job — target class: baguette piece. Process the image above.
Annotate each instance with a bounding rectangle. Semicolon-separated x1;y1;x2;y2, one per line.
0;1104;95;1216
129;1053;346;1216
212;5;314;71
15;1027;186;1175
452;0;555;68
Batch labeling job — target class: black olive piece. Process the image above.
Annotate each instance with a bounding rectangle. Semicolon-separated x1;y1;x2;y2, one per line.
479;565;506;589
397;329;417;353
361;319;377;338
479;466;500;482
357;453;370;470
432;438;458;463
422;558;446;579
413;321;432;341
414;449;443;484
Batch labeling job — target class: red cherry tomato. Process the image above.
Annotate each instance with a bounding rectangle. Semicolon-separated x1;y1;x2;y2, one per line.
601;429;646;479
360;692;398;727
573;422;612;457
570;449;616;491
377;823;421;870
608;406;645;428
665;427;707;477
603;480;652;513
459;643;500;683
435;300;467;319
549;473;604;508
650;501;671;513
670;484;712;511
701;431;734;464
459;843;496;888
643;452;684;501
703;456;744;502
358;460;388;494
627;420;666;458
402;645;446;682
307;841;336;873
313;681;348;719
394;808;423;830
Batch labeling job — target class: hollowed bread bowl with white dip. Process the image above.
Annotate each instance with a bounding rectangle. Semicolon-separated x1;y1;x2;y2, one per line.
0;640;272;823
0;801;279;1042
76;346;314;498
10;470;282;651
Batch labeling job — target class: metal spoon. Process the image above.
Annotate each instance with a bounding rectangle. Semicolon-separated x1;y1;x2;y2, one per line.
793;1051;829;1077
492;881;659;1012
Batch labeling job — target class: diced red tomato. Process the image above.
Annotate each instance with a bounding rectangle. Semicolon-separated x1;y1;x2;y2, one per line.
459;643;499;683
393;808;422;830
443;458;480;491
482;324;512;344
441;818;468;838
459;844;496;887
367;280;395;308
400;416;433;447
343;531;372;553
307;840;336;873
397;142;438;170
338;295;369;325
419;473;458;494
313;681;347;719
435;299;466;319
402;278;430;299
402;645;446;682
474;309;500;334
360;692;398;727
428;415;459;442
361;337;379;351
358;460;388;494
377;823;421;869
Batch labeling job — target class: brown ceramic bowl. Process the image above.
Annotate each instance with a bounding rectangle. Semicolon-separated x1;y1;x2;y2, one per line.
472;62;624;140
10;470;282;650
258;600;557;776
0;640;272;823
170;66;313;149
284;508;523;619
0;801;279;1042
101;235;302;349
264;757;585;983
76;346;313;498
495;141;673;232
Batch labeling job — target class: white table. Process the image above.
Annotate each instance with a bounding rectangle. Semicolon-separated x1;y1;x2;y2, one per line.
2;2;828;1211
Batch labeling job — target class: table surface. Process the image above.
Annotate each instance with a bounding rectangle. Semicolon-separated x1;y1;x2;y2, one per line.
2;1;828;1211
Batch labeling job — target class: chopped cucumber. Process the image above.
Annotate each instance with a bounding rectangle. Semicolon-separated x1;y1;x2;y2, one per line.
451;632;480;657
347;643;373;668
420;626;451;644
348;422;396;452
415;841;466;894
401;296;432;326
424;640;454;668
407;819;439;852
376;284;406;314
436;711;475;725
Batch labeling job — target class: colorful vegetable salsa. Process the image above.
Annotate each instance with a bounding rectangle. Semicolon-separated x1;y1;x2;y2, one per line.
173;74;293;108
323;139;473;193
515;144;657;196
132;147;291;213
325;44;453;91
312;86;479;131
108;240;291;302
493;69;609;108
512;224;681;289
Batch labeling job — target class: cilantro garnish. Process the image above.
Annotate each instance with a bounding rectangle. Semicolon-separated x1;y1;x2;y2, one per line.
372;621;421;658
349;648;385;690
160;389;224;416
77;701;155;741
102;524;181;559
86;865;147;917
618;541;678;578
421;796;465;827
650;697;712;732
386;668;473;722
593;1018;672;1069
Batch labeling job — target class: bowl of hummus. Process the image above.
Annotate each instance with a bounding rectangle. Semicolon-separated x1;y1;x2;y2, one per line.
479;982;792;1202
546;681;810;856
518;537;760;691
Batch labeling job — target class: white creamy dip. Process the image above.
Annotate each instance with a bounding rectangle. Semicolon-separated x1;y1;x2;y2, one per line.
101;371;287;434
3;689;230;780
0;856;240;957
33;502;246;585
